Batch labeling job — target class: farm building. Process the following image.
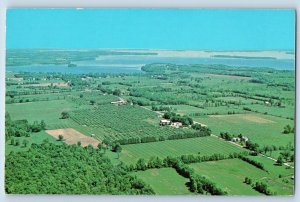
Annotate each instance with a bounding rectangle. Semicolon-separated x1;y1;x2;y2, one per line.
160;119;171;126
232;137;241;142
241;136;249;142
111;99;126;106
171;122;183;128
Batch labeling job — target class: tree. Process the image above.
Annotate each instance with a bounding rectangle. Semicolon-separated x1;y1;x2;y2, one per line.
115;144;122;158
136;158;147;171
90;100;96;105
77;141;81;146
280;150;291;162
58;135;64;141
15;139;20;146
113;89;121;96
10;138;15;145
22;139;29;147
79;94;83;98
283;124;292;134
244;177;252;185
61;111;70;119
97;143;103;152
276;155;284;166
40;120;46;130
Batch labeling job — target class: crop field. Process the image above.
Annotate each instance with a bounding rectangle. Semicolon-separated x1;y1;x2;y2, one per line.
194;113;294;147
119;136;247;164
134;168;191;195
46;128;101;148
70;104;196;142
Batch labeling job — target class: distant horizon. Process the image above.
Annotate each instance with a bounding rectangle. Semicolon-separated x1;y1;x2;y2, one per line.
7;9;295;50
6;48;295;52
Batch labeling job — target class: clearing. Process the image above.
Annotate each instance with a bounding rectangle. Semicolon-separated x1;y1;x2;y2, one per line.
46;128;100;148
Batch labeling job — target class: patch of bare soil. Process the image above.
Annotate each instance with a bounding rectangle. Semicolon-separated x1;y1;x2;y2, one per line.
46;128;101;148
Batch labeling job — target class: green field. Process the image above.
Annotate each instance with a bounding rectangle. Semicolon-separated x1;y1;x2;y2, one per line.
5;100;85;128
5;131;62;154
134;168;191;195
189;159;267;195
119;136;247;164
194;113;294;147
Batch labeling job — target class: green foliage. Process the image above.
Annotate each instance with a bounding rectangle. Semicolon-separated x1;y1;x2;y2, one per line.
253;182;273;195
58;135;64;141
61;111;70;119
5;143;155;194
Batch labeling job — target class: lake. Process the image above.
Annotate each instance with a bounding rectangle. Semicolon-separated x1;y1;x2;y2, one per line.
6;55;295;74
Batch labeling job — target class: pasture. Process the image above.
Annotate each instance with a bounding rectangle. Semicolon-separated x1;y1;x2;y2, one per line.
189;159;267;195
194;113;294;147
134;168;191;195
119;136;247;164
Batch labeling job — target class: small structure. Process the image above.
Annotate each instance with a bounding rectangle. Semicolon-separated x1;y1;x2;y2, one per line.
111;98;126;106
171;122;183;128
232;137;241;142
160;119;171;126
264;101;271;106
241;136;249;142
91;134;95;137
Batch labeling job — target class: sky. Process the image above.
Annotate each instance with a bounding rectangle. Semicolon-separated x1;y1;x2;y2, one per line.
6;9;295;50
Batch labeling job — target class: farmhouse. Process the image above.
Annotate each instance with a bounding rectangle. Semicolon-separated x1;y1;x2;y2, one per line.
171;122;183;128
160;119;171;126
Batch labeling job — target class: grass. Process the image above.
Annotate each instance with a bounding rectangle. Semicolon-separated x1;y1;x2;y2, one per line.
134;168;191;195
194;112;294;147
189;159;267;195
246;155;294;195
119;136;247;164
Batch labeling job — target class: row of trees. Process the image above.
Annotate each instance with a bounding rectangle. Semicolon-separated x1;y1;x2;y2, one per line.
125;152;248;173
102;128;211;146
244;177;274;195
239;156;266;171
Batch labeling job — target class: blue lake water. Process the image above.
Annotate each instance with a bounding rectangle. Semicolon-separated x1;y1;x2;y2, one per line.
6;55;295;74
6;65;143;74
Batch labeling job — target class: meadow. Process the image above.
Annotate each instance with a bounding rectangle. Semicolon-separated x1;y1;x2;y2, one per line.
194;113;294;147
134;168;191;195
119;136;247;164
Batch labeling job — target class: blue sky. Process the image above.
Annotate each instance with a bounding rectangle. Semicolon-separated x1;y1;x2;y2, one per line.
6;9;295;50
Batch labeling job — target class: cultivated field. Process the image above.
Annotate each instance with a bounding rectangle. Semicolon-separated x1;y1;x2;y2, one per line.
46;128;101;148
120;136;247;164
